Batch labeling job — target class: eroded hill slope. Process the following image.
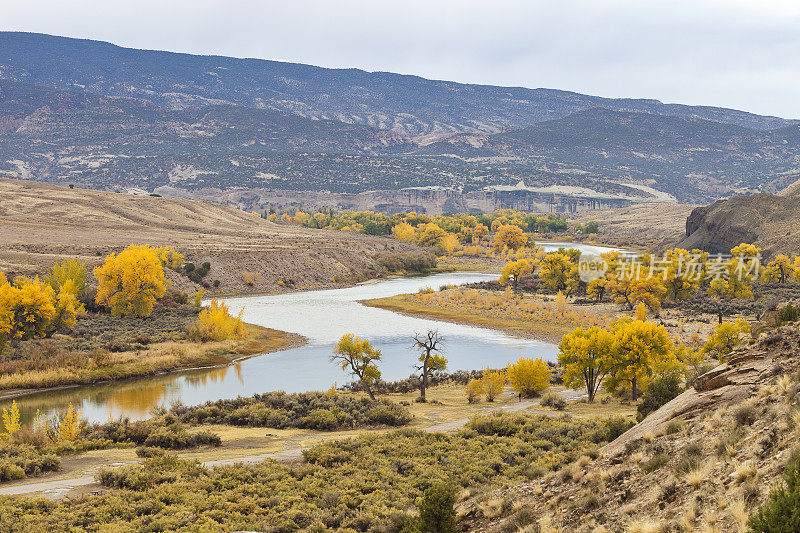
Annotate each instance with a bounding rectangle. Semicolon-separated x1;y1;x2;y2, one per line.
0;178;423;293
461;320;800;532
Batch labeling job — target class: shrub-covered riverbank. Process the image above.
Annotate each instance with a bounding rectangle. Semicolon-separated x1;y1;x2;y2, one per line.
0;412;628;532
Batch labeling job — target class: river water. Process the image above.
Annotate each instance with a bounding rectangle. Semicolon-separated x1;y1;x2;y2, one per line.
6;242;621;424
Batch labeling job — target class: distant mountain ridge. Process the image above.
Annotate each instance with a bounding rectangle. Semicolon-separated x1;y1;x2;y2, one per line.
0;32;794;139
1;31;800;206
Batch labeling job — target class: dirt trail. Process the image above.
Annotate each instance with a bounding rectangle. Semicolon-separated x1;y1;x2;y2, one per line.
0;390;584;498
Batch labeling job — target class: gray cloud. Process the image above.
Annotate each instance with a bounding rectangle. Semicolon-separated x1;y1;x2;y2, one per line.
3;0;799;118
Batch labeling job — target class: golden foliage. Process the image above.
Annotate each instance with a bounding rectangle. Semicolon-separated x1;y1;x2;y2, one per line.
762;254;794;284
391;222;416;242
0;401;21;441
44;258;88;297
331;333;382;400
498;259;533;290
58;403;83;442
605;319;677;400
188;298;245;342
192;288;206;308
555;290;568;316
559;326;615;402
0;276;56;344
242;271;264;286
507;357;551;397
94;244;167;317
701;319;750;362
154;246;185;270
541;252;579;293
481;368;505;401
466;378;483;403
493;224;528;251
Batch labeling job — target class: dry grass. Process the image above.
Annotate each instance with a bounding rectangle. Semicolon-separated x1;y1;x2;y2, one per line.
732;461;757;483
0;324;299;392
626;519;664;533
727;498;748;533
479;497;504;519
685;460;714;488
362;290;601;344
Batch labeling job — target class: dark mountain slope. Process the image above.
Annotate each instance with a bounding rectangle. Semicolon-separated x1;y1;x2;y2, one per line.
419;109;800;200
0;32;793;138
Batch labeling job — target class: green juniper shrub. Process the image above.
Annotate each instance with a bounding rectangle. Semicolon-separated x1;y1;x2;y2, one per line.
603;416;636;442
637;375;683;421
417;482;457;533
749;453;800;532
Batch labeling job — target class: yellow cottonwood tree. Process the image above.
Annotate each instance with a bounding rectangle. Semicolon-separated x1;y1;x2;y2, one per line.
701;319;750;362
558;326;615;403
94;244;166;317
392;222;416;242
44;258;88;297
605;319;675;400
481;368;505;401
493;224;528;251
331;334;382;400
498;259;533;291
1;276;56;343
416;224;448;248
465;378;483;403
154;246;185;270
540;253;579;293
762;254;794;285
663;248;700;301
0;401;21;442
58;403;83;442
188;299;245;342
507;357;551;397
471;224;489;245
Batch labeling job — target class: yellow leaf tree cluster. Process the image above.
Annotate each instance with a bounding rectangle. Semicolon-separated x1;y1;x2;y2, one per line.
0;261;86;352
701;319;750;362
94;244;169;318
559;318;680;401
498;259;533;291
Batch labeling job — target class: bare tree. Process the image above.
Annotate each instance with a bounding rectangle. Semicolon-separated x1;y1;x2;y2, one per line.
412;330;447;402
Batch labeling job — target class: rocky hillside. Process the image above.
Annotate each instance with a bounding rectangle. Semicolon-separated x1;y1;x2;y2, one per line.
1;32;793;139
679;178;800;255
461;316;800;532
420;109;800;201
2;32;800;204
0;178;427;294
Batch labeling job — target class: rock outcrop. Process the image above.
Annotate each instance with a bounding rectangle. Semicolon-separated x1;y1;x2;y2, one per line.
679;183;800;255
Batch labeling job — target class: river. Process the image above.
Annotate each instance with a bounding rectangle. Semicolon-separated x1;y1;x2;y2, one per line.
5;242;622;424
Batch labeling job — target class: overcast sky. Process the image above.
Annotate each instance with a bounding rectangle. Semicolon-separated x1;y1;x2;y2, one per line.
3;0;800;118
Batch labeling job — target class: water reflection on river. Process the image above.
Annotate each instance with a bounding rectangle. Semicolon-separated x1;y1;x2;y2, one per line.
6;242;622;424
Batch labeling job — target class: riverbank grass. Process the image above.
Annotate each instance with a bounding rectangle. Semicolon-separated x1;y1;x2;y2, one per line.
362;293;580;344
0;323;300;394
